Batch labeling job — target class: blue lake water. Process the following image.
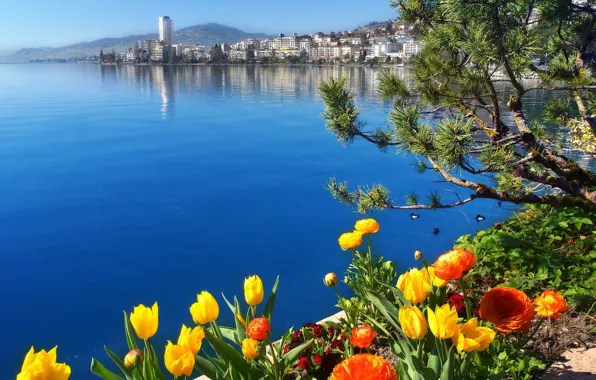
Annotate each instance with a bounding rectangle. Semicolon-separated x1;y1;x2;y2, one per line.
0;64;539;378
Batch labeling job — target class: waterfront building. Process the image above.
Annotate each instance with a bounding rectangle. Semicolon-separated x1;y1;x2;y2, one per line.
159;16;175;46
298;36;313;52
229;50;249;61
273;33;299;50
372;42;399;59
260;39;272;50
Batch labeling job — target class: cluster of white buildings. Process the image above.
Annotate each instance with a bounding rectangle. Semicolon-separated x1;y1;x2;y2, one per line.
109;17;423;64
225;26;422;63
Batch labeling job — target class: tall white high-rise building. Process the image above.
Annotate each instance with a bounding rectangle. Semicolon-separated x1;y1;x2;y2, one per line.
159;16;175;46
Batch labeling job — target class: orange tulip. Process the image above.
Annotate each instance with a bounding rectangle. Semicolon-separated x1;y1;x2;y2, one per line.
349;325;376;348
330;354;397;380
247;317;271;341
479;287;534;334
534;290;568;319
433;248;476;280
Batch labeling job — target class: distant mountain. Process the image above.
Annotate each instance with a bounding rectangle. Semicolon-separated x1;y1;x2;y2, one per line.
3;23;272;63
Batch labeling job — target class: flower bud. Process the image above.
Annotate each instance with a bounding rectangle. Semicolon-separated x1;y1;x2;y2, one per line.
323;273;338;287
124;349;143;369
414;250;423;260
247;317;271;341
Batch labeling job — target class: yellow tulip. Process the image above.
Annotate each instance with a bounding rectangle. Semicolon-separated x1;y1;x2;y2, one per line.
242;338;260;360
190;291;219;325
423;266;449;288
244;275;265;306
397;268;430;304
428;304;458;339
338;231;363;250
399;306;428;340
451;318;496;353
354;218;380;234
17;346;71;380
129;302;159;339
164;342;195;377
177;324;205;355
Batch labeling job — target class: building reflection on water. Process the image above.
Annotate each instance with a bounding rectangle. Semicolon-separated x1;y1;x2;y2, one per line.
98;65;404;119
98;64;594;170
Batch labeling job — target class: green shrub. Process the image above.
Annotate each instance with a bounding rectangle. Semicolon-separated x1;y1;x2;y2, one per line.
457;205;596;308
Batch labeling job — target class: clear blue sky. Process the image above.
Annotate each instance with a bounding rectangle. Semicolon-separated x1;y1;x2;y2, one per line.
1;0;393;49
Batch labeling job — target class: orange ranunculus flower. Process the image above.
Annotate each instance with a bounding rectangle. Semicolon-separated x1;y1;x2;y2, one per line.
338;231;363;250
423;266;449;288
349;325;376;348
354;218;380;234
479;287;535;334
534;290;568;319
433;248;476;280
330;353;397;380
247;317;271;341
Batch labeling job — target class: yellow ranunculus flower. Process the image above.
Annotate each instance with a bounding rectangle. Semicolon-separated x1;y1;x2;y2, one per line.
242;338;260;360
177;324;205;355
244;275;265;306
423;266;449;288
17;346;71;380
428;304;458;339
164;342;195;377
354;218;380;234
399;306;428;340
338;231;363;250
190;291;219;325
397;268;430;304
130;302;159;339
451;318;496;353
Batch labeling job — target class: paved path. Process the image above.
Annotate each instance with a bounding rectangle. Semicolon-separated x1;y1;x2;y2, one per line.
541;347;596;379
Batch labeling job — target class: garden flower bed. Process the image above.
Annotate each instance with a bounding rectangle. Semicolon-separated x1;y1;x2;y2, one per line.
16;207;595;379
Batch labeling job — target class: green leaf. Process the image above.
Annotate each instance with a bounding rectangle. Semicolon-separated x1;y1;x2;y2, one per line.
104;346;133;379
90;358;126;380
439;345;455;380
558;221;568;228
123;311;139;351
204;329;252;375
282;339;313;368
263;276;280;321
220;327;240;345
194;355;218;379
428;353;440;377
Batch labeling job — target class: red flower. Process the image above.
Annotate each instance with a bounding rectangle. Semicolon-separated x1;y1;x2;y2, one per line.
313;353;324;365
313;324;324;338
327;325;336;336
448;293;465;314
297;356;310;370
247;317;271;341
292;330;303;341
283;345;289;354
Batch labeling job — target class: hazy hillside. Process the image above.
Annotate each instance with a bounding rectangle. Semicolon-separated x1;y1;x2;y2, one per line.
3;23;272;62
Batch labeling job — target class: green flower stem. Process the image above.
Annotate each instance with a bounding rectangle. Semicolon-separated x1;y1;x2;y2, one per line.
267;339;281;380
366;235;374;288
143;338;164;379
458;278;472;319
251;305;257;319
211;320;224;340
416;339;423;359
333;285;354;327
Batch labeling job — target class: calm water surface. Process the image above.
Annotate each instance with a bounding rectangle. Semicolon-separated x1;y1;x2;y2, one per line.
0;64;578;378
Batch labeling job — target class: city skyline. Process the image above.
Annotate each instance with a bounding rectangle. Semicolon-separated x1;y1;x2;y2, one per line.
0;0;392;50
